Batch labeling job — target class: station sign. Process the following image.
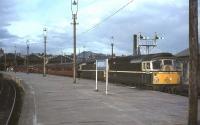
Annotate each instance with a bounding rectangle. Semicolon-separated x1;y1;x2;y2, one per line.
96;60;106;70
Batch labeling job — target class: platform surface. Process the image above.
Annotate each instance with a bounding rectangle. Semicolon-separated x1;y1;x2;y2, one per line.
6;72;199;125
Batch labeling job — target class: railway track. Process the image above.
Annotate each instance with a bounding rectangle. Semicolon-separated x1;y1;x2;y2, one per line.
0;79;16;125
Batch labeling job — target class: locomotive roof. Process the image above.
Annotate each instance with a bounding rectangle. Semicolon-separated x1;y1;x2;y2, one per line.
138;53;174;61
82;53;174;65
114;53;174;63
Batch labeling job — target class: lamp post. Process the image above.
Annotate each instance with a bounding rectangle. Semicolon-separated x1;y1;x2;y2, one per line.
14;45;16;73
71;0;78;83
4;48;6;71
111;36;114;59
64;53;66;63
43;28;47;77
61;50;63;64
26;40;30;74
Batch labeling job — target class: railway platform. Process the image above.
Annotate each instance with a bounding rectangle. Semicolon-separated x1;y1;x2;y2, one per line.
5;72;200;125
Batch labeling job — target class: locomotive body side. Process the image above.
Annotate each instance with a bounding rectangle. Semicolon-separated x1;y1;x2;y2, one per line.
78;53;181;87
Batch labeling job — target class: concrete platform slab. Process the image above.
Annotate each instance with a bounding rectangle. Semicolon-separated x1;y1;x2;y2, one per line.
6;72;200;125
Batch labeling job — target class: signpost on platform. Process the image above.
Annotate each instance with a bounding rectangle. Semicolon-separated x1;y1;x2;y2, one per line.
106;59;109;95
95;59;109;95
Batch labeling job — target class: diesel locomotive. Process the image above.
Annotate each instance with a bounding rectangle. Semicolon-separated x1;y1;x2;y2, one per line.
78;53;181;91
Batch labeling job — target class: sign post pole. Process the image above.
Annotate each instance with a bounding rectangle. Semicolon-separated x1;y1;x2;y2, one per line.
106;59;108;95
96;59;109;95
95;60;98;91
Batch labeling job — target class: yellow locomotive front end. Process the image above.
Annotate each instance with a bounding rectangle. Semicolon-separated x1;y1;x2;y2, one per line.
153;72;180;85
142;58;181;85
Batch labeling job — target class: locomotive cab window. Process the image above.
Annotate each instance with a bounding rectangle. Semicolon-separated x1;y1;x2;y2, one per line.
152;60;161;70
163;60;172;65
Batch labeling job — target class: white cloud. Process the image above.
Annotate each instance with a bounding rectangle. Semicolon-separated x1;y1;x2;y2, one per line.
7;21;43;37
1;0;191;55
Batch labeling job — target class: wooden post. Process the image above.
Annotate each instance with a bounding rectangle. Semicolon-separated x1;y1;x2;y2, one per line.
188;0;199;125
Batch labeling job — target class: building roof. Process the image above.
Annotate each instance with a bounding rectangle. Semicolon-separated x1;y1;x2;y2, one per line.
176;44;200;57
130;53;174;62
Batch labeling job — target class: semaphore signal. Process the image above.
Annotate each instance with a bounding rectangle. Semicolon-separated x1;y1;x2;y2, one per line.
136;32;164;55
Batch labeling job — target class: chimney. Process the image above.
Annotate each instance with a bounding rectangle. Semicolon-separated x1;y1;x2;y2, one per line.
133;34;137;56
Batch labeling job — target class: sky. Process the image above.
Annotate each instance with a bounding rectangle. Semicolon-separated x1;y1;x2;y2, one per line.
0;0;199;55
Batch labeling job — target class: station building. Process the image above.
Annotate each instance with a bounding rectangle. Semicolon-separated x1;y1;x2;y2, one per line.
176;45;200;87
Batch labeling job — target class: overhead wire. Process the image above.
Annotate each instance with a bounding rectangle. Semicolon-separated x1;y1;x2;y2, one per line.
78;0;135;37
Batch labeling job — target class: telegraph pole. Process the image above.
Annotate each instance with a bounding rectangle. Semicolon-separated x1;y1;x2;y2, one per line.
43;28;47;77
26;40;30;74
188;0;199;125
71;0;78;84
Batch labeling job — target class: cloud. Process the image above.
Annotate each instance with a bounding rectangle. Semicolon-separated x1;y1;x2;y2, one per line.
0;0;194;56
0;29;17;39
77;0;189;55
0;0;19;26
0;0;20;50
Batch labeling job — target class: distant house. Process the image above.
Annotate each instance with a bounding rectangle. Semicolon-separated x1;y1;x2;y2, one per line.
176;45;200;85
